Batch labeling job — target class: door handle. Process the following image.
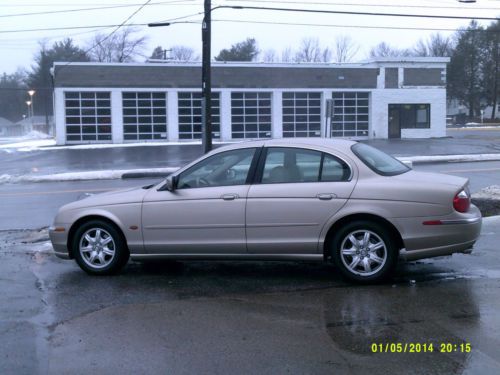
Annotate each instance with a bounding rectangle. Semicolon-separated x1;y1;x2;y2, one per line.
221;193;239;201
317;193;336;200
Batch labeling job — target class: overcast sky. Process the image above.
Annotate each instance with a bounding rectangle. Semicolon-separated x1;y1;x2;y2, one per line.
0;0;499;74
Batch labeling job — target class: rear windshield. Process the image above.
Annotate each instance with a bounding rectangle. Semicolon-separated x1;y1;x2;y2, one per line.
351;143;410;176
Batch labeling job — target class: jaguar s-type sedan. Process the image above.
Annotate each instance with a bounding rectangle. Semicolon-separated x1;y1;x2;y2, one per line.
49;139;482;283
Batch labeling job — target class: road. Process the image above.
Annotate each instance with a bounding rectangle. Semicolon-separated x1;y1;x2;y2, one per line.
1;160;499;230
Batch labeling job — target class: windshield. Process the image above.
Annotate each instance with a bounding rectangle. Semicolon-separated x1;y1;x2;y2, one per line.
351;143;410;176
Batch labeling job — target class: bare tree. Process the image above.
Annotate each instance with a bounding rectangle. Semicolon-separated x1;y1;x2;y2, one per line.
294;38;322;62
369;42;412;58
412;33;454;57
88;28;148;63
170;45;198;61
333;35;359;62
262;49;278;62
294;38;331;62
428;33;454;57
281;46;293;62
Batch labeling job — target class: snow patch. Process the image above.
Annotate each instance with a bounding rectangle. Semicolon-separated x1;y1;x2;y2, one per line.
0;139;234;152
0;167;178;184
473;185;500;200
399;154;500;164
0;138;56;150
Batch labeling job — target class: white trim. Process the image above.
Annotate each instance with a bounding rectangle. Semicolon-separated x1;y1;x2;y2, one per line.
272;91;282;139
219;91;231;141
167;91;178;141
111;89;123;144
54;88;65;145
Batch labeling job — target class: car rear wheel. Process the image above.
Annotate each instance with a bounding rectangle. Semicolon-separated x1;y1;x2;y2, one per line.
331;221;398;283
73;220;129;275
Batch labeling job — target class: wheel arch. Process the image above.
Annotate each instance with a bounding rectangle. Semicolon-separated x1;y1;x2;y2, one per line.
67;215;128;259
322;213;405;261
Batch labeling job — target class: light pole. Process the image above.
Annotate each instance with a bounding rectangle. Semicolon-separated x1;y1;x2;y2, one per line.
26;100;32;132
28;89;35;118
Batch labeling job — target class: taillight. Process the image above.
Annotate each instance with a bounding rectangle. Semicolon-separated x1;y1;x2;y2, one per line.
453;189;470;213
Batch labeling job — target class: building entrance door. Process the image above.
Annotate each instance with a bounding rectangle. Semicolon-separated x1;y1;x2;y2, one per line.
388;105;401;139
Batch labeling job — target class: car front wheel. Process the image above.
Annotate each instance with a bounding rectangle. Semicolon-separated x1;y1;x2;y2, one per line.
331;221;398;283
73;220;129;275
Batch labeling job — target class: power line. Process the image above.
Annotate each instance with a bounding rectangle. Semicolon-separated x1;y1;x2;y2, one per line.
223;0;500;12
212;18;500;32
217;4;500;21
0;0;200;19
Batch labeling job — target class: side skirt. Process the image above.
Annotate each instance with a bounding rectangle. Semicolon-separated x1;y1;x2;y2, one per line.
130;253;324;262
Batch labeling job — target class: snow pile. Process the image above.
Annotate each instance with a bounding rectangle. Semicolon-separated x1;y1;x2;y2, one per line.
472;185;500;200
0;167;178;184
1;139;233;152
0;138;56;150
400;154;500;164
0;228;52;254
20;130;52;140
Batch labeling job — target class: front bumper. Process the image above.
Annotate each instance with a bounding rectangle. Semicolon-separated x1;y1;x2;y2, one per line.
48;225;71;259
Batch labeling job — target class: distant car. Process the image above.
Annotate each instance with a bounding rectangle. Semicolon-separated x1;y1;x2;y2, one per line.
49;139;482;283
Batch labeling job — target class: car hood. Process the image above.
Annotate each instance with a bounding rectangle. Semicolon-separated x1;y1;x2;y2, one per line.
61;186;149;211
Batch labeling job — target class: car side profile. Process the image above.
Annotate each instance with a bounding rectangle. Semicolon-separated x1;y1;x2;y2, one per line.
49;139;482;283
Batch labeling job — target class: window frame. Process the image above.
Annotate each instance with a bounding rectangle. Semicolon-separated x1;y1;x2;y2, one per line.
255;147;353;185
398;104;431;129
175;147;260;190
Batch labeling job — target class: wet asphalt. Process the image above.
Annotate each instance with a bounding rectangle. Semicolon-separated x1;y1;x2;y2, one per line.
1;217;500;374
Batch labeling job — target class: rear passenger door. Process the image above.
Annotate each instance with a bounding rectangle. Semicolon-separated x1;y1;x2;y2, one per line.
246;147;357;254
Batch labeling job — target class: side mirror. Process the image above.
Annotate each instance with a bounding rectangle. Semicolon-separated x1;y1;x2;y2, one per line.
165;175;177;191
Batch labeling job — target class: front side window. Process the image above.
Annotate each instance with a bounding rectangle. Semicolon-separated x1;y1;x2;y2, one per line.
351;143;409;176
261;148;351;184
177;148;256;189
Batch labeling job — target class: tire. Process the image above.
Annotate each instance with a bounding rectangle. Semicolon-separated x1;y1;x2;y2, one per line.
330;220;398;283
72;220;129;275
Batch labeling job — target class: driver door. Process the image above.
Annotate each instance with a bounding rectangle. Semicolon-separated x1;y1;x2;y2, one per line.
142;147;258;254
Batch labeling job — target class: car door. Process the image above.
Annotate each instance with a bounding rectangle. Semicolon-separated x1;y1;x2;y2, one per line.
246;147;357;254
142;147;258;254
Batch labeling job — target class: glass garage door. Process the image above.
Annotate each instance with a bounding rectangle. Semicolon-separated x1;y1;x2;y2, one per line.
282;92;321;137
65;92;111;143
231;92;272;139
331;92;369;137
177;92;220;139
122;92;167;141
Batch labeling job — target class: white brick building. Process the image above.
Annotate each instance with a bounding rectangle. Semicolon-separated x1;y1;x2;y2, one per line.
52;57;449;145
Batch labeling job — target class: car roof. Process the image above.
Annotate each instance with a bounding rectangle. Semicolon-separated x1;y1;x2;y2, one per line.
214;138;358;154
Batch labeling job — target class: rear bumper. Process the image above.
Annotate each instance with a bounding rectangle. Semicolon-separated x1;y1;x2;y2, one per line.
400;239;476;261
395;205;482;261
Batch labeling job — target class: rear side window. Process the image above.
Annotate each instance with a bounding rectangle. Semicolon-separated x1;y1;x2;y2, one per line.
260;147;351;184
351;143;409;176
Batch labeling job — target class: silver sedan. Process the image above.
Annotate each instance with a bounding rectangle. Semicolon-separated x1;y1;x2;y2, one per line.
49;139;482;283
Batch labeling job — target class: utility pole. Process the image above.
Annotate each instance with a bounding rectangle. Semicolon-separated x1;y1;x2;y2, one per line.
201;0;212;153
